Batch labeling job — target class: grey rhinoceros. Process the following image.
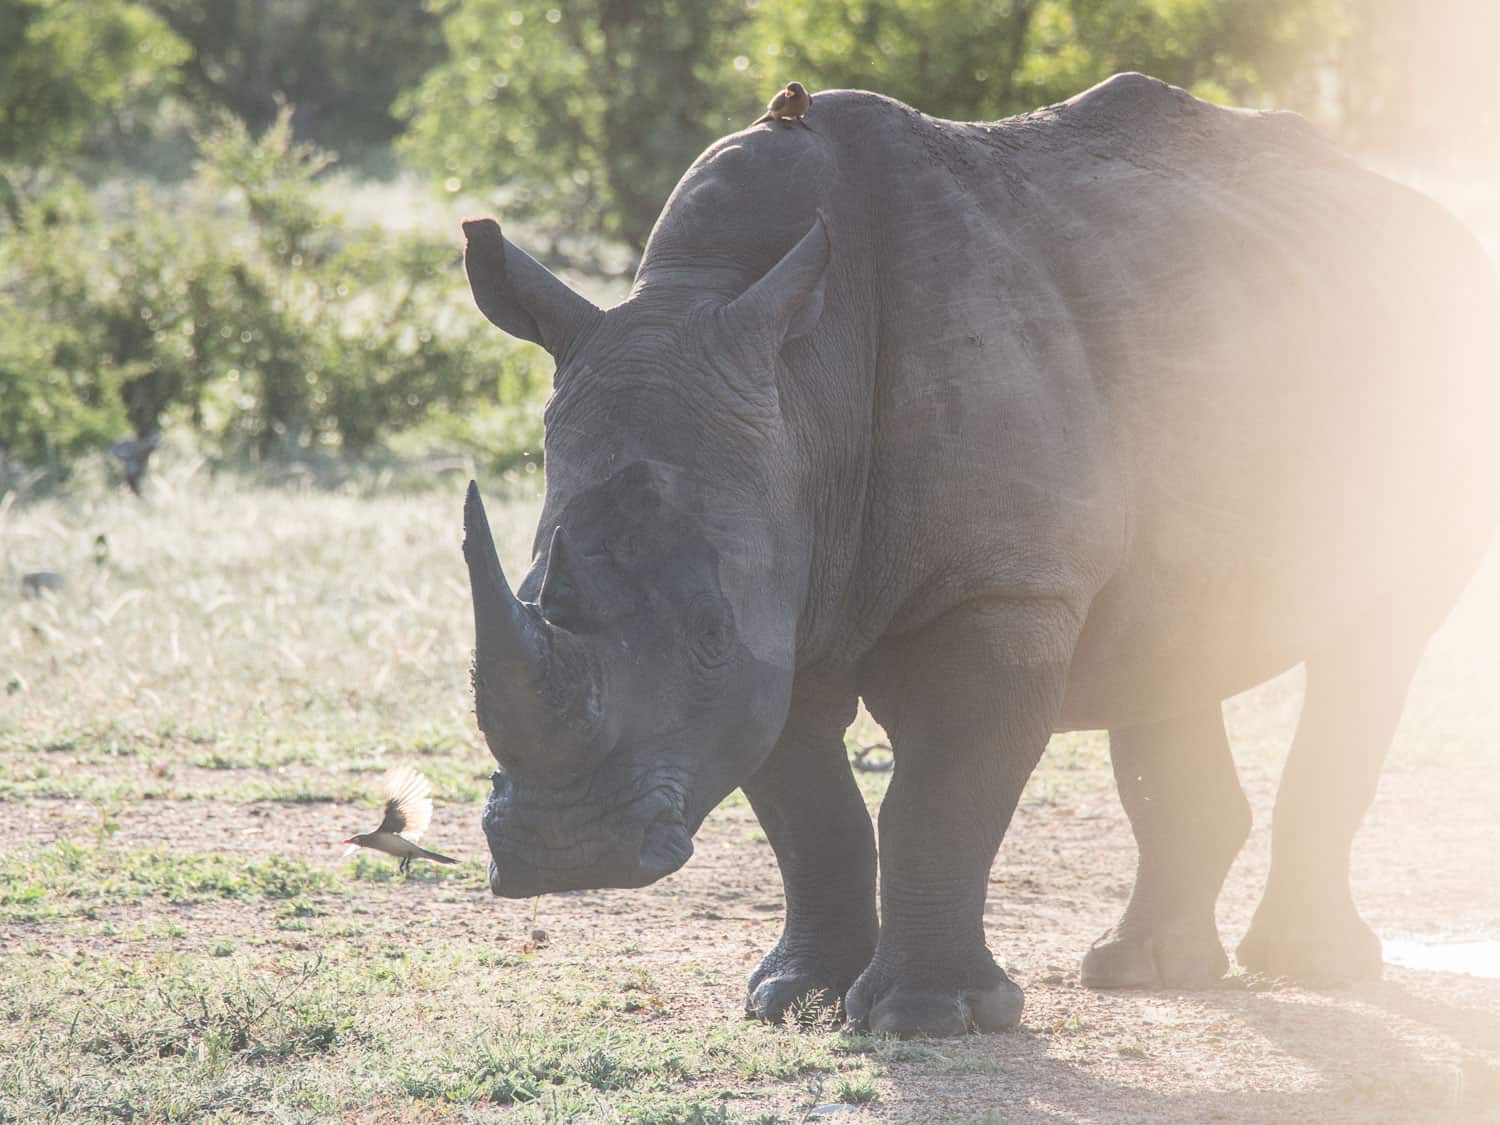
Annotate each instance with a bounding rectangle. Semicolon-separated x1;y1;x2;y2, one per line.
458;73;1499;1037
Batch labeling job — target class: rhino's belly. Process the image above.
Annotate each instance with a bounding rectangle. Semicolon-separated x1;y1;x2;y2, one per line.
1054;495;1495;732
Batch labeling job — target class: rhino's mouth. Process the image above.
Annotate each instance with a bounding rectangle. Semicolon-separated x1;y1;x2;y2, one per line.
638;808;696;879
483;767;696;897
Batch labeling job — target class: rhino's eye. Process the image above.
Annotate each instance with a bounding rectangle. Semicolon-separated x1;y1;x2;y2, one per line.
686;592;733;669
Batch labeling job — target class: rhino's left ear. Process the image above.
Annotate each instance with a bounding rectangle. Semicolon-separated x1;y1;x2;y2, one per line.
721;212;830;346
463;217;603;361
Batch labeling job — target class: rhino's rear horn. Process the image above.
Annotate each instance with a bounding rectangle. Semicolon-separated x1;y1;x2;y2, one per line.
463;482;604;773
539;525;610;631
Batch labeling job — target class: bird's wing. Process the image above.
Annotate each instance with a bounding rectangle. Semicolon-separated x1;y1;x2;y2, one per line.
374;766;433;840
767;90;790;113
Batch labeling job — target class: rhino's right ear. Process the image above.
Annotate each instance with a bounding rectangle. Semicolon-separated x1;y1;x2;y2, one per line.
462;217;603;361
719;212;830;347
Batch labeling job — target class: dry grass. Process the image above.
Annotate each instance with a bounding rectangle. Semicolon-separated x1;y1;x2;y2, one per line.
1;460;527;768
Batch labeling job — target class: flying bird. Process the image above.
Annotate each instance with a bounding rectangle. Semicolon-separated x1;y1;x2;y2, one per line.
343;767;458;874
754;81;813;128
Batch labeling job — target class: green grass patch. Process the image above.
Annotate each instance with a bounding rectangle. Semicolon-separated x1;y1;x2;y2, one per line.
0;841;338;923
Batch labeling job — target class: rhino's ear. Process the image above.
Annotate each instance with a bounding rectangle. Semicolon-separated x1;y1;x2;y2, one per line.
462;217;603;360
721;212;830;346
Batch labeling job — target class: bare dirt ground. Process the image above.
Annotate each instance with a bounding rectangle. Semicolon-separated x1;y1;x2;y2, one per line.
7;746;1498;1123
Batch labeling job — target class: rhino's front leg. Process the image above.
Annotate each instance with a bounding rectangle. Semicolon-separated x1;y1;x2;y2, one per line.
848;602;1075;1037
742;688;878;1023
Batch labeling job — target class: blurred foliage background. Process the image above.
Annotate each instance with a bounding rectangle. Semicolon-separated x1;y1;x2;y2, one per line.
1;0;1495;488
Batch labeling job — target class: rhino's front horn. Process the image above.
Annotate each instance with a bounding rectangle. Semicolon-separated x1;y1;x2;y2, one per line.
463;481;605;775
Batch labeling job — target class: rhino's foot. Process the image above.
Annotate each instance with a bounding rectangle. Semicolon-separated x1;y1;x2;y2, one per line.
1236;902;1382;984
843;961;1023;1038
746;944;866;1025
1081;917;1230;989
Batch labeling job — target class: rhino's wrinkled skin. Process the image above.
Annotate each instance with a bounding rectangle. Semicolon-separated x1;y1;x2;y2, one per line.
458;74;1499;1036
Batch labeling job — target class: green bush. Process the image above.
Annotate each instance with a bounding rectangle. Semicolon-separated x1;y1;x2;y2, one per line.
0;105;548;479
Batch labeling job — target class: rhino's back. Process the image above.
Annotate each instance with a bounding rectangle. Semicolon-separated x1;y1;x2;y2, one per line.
1063;83;1495;719
992;77;1500;724
830;78;1498;719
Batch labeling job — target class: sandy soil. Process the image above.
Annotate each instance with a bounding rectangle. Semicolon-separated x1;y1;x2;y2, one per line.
8;754;1499;1124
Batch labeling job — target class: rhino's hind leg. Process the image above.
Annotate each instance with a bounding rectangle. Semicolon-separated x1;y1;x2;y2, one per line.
1082;707;1250;989
844;601;1076;1037
1237;616;1431;983
743;690;878;1024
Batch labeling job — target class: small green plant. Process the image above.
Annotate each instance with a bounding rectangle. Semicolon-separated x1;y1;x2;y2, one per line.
620;966;664;1013
832;1074;879;1104
575;1046;632;1092
783;990;841;1032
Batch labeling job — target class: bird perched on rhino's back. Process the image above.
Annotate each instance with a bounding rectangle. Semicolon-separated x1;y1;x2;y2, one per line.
343;767;458;874
754;81;812;127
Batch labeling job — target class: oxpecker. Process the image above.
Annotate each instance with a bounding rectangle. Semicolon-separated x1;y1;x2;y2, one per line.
343;767;459;874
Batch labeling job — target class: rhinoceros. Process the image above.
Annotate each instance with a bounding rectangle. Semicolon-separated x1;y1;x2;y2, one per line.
457;73;1499;1036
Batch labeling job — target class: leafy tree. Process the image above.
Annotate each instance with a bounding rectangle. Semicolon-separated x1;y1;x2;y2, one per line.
0;0;187;165
399;0;759;260
143;0;448;158
0;0;186;220
400;0;1348;267
748;0;1344;121
745;0;1047;123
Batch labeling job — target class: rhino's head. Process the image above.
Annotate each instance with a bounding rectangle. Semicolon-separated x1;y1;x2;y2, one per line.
459;212;829;896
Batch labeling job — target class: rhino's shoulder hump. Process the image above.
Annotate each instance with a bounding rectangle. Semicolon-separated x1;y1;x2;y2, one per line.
1063;72;1191;116
1056;71;1259;136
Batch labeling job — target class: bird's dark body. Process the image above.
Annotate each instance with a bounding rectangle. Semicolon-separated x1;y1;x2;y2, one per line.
459;75;1499;1035
754;81;812;126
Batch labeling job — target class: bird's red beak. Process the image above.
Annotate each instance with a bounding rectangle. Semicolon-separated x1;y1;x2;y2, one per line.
342;837;354;844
